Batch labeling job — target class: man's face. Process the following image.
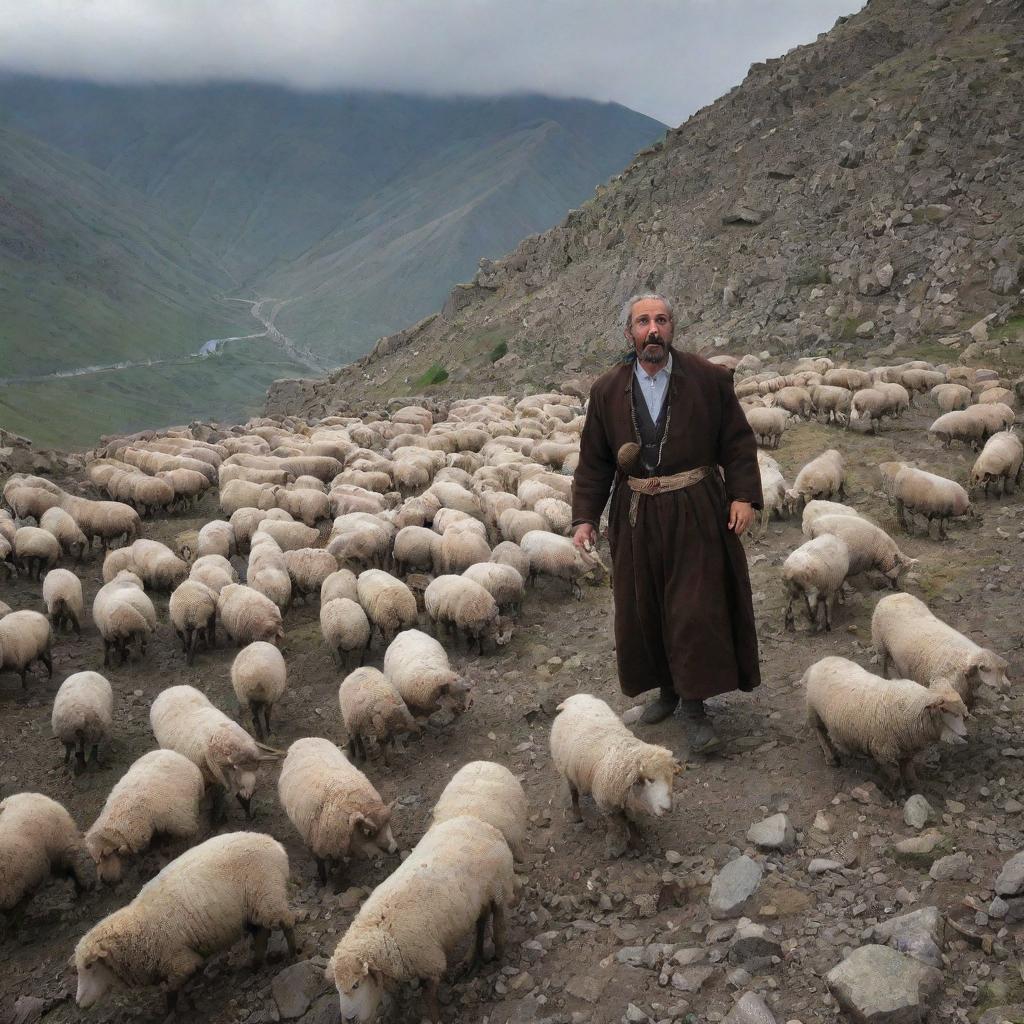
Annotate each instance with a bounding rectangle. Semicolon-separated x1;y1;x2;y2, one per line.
626;299;673;367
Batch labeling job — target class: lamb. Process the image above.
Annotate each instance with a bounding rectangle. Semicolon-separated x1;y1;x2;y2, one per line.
13;526;60;579
782;535;850;633
278;737;397;885
803;656;969;793
424;575;512;653
785;449;846;513
393;525;440;575
891;466;974;538
744;406;789;448
84;749;205;883
462;561;525;615
42;567;85;634
430;761;528;861
356;569;418;645
490;540;531;581
284;547;339;601
383;628;471;716
970;430;1023;498
325;815;516;1024
519;529;608;599
871;592;1010;707
39;507;88;562
151;685;264;820
0;610;53;687
217;583;285;647
0;793;92;927
92;572;156;667
51;671;113;771
807;515;916;588
338;666;421;764
550;694;681;849
169;579;218;663
231;641;288;739
73;832;296;1011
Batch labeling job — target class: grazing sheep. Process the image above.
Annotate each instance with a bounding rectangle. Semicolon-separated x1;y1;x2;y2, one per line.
85;749;205;883
810;384;852;425
928;409;988;450
61;497;141;552
0;539;11;580
279;486;332;527
490;540;531;581
0;610;53;687
284;547;338;602
196;520;237;560
278;738;397;885
321;568;359;604
383;629;471;717
878;460;911;498
785;449;846;514
51;671;113;771
0;793;92;927
498;507;549;544
783;535;850;633
871;592;1010;707
534;496;573;535
13;526;60;579
321;597;373;670
393;525;440;575
519;530;608;599
424;575;512;653
189;554;237;595
849;388;891;432
356;569;418;645
769;385;812;419
217;583;285;647
92;572;156;667
328;512;394;569
254;517;320;552
231;642;287;740
73;832;296;1011
436;525;491;573
462;561;525;615
803;656;969;793
800;499;865;535
970;430;1023;498
39;507;88;562
169;579;218;663
326;815;516;1024
891;466;974;538
431;761;528;861
744;406;789;448
549;694;681;849
756;453;789;534
338;666;421;764
151;685;263;821
807;514;916;587
931;383;972;413
42;568;84;634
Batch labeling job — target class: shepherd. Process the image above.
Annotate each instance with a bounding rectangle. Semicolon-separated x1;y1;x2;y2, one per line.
571;294;762;752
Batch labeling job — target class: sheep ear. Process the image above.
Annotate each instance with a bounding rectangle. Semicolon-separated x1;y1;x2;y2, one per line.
349;811;368;830
360;960;371;977
672;760;684;776
385;798;398;817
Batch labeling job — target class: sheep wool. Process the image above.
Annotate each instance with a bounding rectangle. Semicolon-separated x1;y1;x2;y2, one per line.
320;597;372;670
356;569;418;644
338;666;420;764
783;535;850;633
13;526;60;579
231;642;288;739
807;515;916;586
382;628;469;716
462;561;525;616
51;671;113;771
168;579;218;663
42;568;85;634
217;583;285;647
0;610;53;687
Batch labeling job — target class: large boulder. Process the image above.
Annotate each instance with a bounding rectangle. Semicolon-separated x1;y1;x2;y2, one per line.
827;945;943;1024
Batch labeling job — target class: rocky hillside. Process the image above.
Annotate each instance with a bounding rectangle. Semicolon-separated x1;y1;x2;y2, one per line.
269;0;1024;419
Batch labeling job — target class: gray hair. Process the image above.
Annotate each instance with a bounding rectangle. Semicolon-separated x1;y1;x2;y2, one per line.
620;293;674;331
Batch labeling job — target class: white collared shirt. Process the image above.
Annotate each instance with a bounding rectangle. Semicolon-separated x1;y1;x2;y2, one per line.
634;353;672;422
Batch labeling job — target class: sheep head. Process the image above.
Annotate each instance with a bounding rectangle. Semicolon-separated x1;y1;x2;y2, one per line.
926;683;970;745
328;951;385;1024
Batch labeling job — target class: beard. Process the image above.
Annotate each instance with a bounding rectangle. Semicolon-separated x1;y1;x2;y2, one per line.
637;337;668;365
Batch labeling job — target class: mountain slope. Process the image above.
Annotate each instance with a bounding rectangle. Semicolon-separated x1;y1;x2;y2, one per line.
272;0;1024;418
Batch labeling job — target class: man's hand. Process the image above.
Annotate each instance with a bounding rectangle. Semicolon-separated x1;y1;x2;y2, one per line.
573;523;597;551
728;501;755;536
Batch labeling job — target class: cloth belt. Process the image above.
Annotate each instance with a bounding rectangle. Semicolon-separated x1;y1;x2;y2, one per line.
626;465;713;527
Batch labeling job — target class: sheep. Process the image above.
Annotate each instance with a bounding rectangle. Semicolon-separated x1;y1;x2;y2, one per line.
5;482;63;521
61;496;141;552
550;694;681;850
168;579;218;663
436;525;491;574
151;685;264;821
326;815;516;1024
519;529;608;599
393;525;440;575
92;572;156;667
278;737;397;885
430;761;528;861
769;385;812;419
0;793;92;928
756;454;789;534
428;480;482;517
970;430;1024;498
320;597;373;670
807;515;917;588
810;384;852;425
802;656;969;793
284;547;339;602
928;409;988;450
13;526;60;579
73;832;296;1011
42;567;84;634
801;500;865;535
785;449;845;513
196;520;237;560
39;507;88;562
783;535;850;633
217;583;285;647
534;496;573;535
0;610;53;687
189;553;237;595
338;666;421;764
871;592;1010;707
84;749;205;884
278;486;332;527
0;537;11;579
229;506;291;551
891;466;974;539
254;517;320;551
499;507;549;544
823;367;872;391
126;539;189;591
462;561;525;615
423;575;512;653
849;388;891;432
321;567;359;604
490;540;531;581
328;513;394;569
356;569;418;645
51;671;113;772
931;383;972;413
878;460;910;498
383;629;471;717
231;641;287;739
744;406;789;448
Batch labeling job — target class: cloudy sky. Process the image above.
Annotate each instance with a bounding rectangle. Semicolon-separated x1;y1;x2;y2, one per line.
0;0;864;125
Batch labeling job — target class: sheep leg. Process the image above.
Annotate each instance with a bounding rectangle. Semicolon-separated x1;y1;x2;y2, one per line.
898;757;919;793
464;908;489;976
783;595;795;633
879;648;890;677
571;578;583;601
89;743;100;767
490;900;507;961
262;704;273;737
249;924;269;967
316;857;329;886
822;595;834;632
280;923;297;959
567;781;583;823
63;742;73;767
621;813;644;851
937;517;947;541
250;702;266;742
209;786;227;827
879;761;903;798
422;978;441;1024
810;715;839;767
75;738;87;775
185;628;197;665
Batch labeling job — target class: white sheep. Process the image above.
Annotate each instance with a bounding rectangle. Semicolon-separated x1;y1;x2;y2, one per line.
0;609;53;687
231;641;287;739
803;656;969;793
169;579;218;663
783;535;850;633
151;685;264;821
13;526;60;579
326;815;516;1024
970;430;1023;499
284;547;338;602
807;515;917;588
321;597;373;670
800;499;865;535
217;583;285;647
891;465;974;538
424;575;512;653
393;525;440;575
462;561;525;615
338;666;421;764
42;567;85;634
51;671;113;772
490;540;531;581
383;628;471;717
254;517;320;551
928;409;988;450
430;761;528;861
196;519;237;559
549;694;681;849
931;382;972;413
39;507;88;562
321;568;359;604
189;553;237;595
0;793;92;926
871;592;1010;708
328;512;394;569
435;524;491;574
756;453;789;534
74;832;296;1012
498;507;549;543
785;449;845;513
744;406;789;448
127;538;190;591
85;749;205;883
92;572;156;667
356;569;418;645
534;496;573;535
278;737;397;885
519;529;608;599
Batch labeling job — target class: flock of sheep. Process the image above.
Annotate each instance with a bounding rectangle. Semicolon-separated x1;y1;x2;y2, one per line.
0;351;1019;1022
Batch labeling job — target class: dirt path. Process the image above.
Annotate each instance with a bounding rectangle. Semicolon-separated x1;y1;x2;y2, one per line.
226;295;326;372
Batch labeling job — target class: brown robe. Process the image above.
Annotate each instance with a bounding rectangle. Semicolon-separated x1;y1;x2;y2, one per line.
571;348;763;700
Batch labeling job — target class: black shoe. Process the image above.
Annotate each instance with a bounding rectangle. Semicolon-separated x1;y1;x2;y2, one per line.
639;687;679;724
679;700;721;753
